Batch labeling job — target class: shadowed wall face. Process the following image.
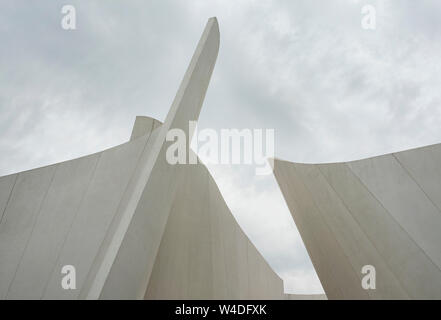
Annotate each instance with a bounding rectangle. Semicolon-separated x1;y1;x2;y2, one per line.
145;155;285;300
273;143;441;299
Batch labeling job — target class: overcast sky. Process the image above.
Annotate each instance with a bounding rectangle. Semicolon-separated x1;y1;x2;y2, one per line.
1;0;441;294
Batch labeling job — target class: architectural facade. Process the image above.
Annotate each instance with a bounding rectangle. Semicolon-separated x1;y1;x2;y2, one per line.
0;18;294;300
273;144;441;299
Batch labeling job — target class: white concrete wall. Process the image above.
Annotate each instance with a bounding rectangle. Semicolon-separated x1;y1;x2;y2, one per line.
144;159;285;299
0;127;158;299
0;120;286;299
273;143;441;299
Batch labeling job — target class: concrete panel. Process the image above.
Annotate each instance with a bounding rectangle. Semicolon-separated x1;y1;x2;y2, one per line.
0;174;17;223
208;170;229;299
273;160;363;299
130;116;160;141
319;162;441;299
263;257;284;299
297;164;408;299
274;141;441;299
175;164;211;299
246;241;265;299
235;226;250;299
394;144;441;212
216;190;240;299
0;165;56;299
78;127;161;299
301;164;408;299
145;163;211;299
7;154;99;299
43;135;148;299
349;155;441;270
144;156;286;300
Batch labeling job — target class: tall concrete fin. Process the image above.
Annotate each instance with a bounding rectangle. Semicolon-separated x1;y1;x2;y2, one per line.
91;17;220;299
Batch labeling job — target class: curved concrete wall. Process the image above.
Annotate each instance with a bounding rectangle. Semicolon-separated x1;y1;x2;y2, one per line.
0;124;159;299
145;157;285;299
273;143;441;299
0;18;287;300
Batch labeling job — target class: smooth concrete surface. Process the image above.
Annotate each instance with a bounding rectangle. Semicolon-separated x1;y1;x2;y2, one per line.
130;116;162;141
0;18;290;300
0;126;158;299
273;143;441;299
144;154;286;299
